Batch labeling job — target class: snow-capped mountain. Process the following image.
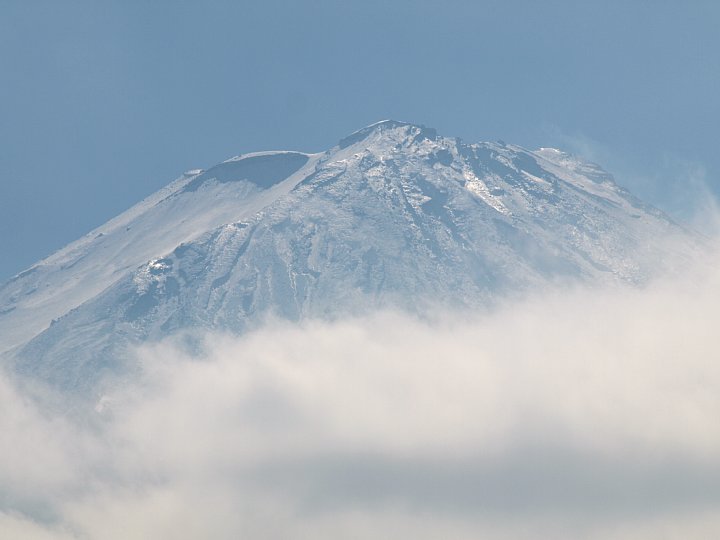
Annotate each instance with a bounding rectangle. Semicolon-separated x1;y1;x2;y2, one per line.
0;120;702;391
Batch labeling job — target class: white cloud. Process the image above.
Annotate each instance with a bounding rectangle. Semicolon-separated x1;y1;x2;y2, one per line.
3;259;720;538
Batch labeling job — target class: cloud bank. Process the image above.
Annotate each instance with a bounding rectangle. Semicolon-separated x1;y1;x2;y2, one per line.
3;260;720;539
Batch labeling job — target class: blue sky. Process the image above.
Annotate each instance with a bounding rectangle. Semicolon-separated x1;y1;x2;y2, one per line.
2;0;719;280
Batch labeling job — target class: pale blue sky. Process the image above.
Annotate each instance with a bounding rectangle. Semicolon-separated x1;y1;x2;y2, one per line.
2;0;719;280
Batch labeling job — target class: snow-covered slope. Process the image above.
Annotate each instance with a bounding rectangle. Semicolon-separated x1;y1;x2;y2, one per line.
0;151;320;354
0;120;702;391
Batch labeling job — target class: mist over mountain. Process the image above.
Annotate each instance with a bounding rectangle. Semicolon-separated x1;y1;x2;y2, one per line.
4;0;720;536
2;121;719;540
0;120;703;393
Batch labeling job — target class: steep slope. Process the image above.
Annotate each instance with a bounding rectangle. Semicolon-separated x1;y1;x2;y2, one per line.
1;121;702;391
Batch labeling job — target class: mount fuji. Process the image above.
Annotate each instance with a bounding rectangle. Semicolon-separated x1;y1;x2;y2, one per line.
0;120;702;392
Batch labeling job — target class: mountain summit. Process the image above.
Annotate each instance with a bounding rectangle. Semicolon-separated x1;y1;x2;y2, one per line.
0;121;701;391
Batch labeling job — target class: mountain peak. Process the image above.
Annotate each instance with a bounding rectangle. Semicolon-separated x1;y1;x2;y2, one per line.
1;122;703;391
338;119;438;149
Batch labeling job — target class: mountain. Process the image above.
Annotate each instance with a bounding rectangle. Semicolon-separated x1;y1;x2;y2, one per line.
0;120;702;392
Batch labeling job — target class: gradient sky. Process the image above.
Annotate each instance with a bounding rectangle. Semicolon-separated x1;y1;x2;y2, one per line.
2;0;719;281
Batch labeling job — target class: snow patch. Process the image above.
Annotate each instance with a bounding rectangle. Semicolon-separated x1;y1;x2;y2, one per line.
463;170;509;215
